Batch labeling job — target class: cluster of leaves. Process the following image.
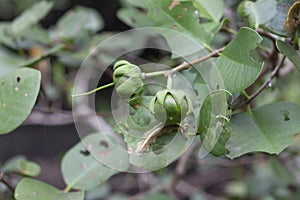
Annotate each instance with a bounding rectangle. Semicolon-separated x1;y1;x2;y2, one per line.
0;0;300;199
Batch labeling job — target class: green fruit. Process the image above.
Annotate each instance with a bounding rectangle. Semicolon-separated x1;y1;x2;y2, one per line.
112;60;144;100
149;89;192;125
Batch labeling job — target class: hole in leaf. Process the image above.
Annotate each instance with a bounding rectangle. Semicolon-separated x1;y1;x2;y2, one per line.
80;149;90;156
100;140;109;148
281;110;290;121
16;76;21;83
288;184;297;192
284;115;290;121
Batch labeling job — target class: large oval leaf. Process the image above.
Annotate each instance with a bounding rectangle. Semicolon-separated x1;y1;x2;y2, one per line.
148;0;213;56
0;47;27;77
227;102;300;159
117;8;154;28
14;178;84;200
61;133;129;191
0;68;41;135
54;6;104;40
216;27;263;93
198;91;230;156
11;1;54;35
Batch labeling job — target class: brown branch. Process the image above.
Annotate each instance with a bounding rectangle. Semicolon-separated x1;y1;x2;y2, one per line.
143;47;225;78
0;172;15;193
168;47;225;76
257;29;277;46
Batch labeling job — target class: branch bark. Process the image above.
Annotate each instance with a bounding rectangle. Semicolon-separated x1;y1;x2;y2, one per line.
0;172;15;193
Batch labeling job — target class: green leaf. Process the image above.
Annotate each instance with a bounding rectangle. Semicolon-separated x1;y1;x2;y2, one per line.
268;158;295;187
126;106;153;130
0;23;15;48
117;0;151;27
0;68;41;135
276;40;300;71
226;102;300;159
61;133;129;191
119;115;195;170
16;26;51;47
238;0;277;29
14;178;84;200
55;192;85;200
192;0;224;22
192;71;209;106
120;0;149;9
198;91;230;156
117;8;154;28
54;6;104;40
266;0;295;36
0;23;50;50
0;48;27;77
200;18;229;35
2;155;41;177
148;0;213;56
216;27;263;93
11;1;54;35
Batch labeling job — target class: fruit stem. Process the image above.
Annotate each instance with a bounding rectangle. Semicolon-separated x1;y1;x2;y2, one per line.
71;82;115;97
167;75;173;89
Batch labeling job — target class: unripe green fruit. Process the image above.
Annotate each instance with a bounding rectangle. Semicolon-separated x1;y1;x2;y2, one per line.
149;89;192;125
113;60;131;70
112;60;144;100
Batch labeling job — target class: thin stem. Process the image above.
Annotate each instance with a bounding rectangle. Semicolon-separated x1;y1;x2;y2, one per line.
241;90;250;100
72;82;115;97
167;75;172;89
0;172;14;193
235;56;286;110
210;88;233;97
142;70;166;78
222;27;238;35
257;29;277;45
142;47;225;79
64;185;72;193
22;44;65;67
294;30;299;48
